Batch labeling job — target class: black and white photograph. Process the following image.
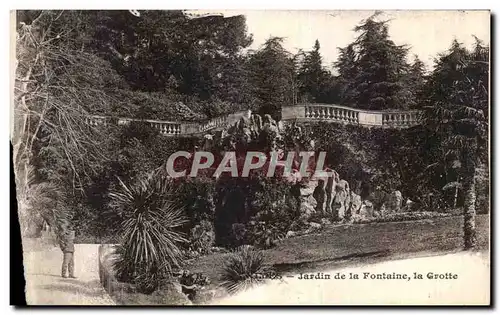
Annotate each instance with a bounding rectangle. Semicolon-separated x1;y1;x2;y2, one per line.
10;9;490;306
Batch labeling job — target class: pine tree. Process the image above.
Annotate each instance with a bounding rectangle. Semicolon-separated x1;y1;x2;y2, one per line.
336;14;412;110
297;40;324;102
407;55;427;109
247;37;295;119
335;43;359;105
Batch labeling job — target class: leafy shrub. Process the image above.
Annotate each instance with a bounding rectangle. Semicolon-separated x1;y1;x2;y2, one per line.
109;173;188;294
352;211;452;224
187;220;216;257
245;221;285;249
219;246;273;294
244;178;299;249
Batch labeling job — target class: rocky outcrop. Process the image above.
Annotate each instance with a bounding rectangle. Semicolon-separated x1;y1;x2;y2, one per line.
332;179;351;221
386;190;403;213
349;192;363;218
359;200;374;218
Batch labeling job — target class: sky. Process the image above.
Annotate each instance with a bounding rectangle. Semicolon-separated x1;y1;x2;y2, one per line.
190;10;490;72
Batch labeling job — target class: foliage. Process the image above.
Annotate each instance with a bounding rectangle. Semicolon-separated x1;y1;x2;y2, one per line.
247;37;295;119
14;11;119;190
109;172;188;293
245;178;299;249
16;165;61;237
14;11;123;237
187;220;216;256
109;89;207;121
421;38;489;249
335;12;414;109
219;246;273;294
93;11;253;101
296;40;341;103
352;211;452;224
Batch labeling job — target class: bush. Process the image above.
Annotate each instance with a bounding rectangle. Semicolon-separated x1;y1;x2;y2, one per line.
243;178;299;249
187;220;216;257
352;211;452;224
109;172;188;294
219;246;273;294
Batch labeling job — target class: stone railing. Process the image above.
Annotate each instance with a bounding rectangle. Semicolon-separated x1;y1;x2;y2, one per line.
86;105;422;136
281;104;422;128
198;110;251;133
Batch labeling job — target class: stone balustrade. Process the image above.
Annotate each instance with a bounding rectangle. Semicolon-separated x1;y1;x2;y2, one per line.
86;105;422;136
304;104;360;124
199;116;228;133
282;104;422;128
147;120;182;136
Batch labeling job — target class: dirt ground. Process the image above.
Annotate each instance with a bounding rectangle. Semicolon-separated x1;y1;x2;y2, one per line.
23;244;115;305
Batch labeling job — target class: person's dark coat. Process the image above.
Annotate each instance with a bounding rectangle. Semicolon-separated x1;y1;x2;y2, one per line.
58;230;75;253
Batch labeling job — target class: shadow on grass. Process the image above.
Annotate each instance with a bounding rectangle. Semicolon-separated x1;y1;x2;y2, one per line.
273;249;392;273
36;279;108;299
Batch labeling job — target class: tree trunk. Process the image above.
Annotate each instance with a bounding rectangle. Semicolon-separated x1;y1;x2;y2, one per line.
453;182;459;209
462;169;477;250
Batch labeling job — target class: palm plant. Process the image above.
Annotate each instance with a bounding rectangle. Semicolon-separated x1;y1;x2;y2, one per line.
219;246;273;294
109;172;188;293
422;38;488;250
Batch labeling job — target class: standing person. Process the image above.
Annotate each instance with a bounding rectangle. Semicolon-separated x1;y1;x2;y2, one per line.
59;229;76;278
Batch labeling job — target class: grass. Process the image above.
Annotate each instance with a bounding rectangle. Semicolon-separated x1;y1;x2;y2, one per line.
104;214;489;305
188;214;489;288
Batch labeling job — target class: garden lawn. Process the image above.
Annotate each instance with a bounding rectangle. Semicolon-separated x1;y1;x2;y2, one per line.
188;214;489;286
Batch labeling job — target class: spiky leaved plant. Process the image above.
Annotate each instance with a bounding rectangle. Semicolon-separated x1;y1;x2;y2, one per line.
219;246;273;294
109;172;188;294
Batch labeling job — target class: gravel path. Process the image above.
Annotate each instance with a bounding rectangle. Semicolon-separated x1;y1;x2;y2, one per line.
23;244;116;305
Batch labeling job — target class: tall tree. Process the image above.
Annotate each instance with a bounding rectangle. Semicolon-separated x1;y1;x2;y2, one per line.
93;11;253;103
247;37;295;119
297;40;324;102
407;55;427;109
336;14;413;110
14;10;124;235
422;38;489;250
297;40;340;104
335;43;359;105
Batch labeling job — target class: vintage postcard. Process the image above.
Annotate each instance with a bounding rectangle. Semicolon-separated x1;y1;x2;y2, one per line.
11;9;490;306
